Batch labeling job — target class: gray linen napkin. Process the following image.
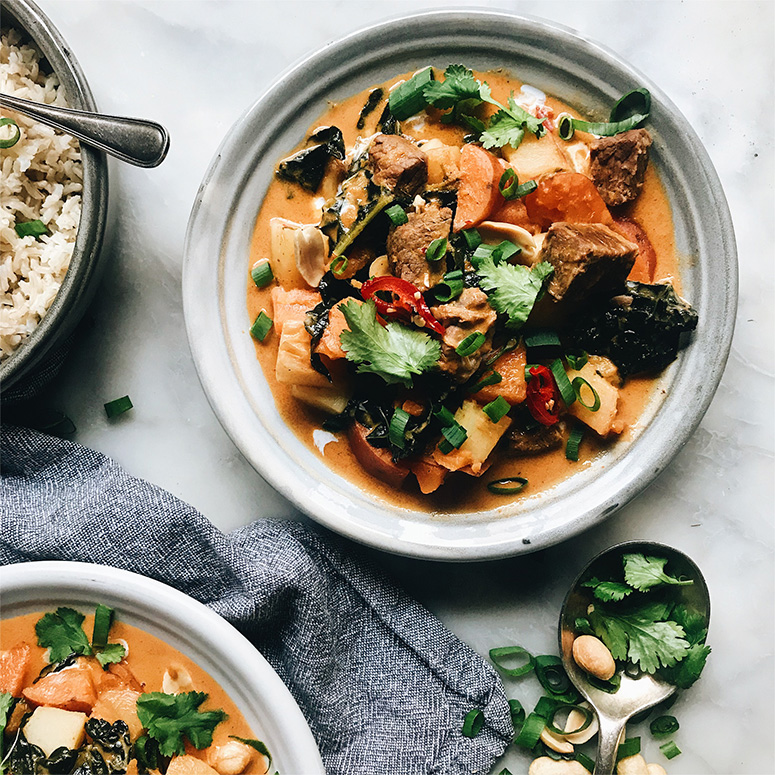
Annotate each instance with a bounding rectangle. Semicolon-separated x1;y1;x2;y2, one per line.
0;424;512;775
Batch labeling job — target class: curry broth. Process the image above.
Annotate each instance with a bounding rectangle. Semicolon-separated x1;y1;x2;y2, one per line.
247;69;679;512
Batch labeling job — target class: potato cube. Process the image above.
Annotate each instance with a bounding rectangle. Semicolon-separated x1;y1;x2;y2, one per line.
269;217;307;290
501;132;572;181
566;361;620;436
291;384;350;414
23;706;87;757
275;320;330;387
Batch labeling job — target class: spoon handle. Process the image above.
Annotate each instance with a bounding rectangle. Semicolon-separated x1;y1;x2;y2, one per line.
0;93;169;168
594;715;627;775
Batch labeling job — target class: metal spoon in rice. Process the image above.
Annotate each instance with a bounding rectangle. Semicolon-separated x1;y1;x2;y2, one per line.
0;93;169;168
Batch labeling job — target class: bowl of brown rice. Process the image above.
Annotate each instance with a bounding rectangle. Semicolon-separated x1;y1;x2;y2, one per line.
0;0;108;394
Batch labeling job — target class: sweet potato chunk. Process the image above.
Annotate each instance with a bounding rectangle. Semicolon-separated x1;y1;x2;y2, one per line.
0;643;31;697
472;344;527;406
91;688;144;740
524;171;613;231
453;145;502;231
315;302;349;361
270;287;321;335
23;664;97;713
348;423;409;488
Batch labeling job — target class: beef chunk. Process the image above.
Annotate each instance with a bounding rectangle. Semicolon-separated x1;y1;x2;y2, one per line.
508;420;566;456
540;222;638;303
369;134;428;198
387;199;452;291
430;288;496;381
590;128;652;207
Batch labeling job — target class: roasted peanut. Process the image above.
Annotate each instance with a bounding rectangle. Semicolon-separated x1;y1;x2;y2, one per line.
572;634;616;680
528;756;589;775
539;725;574;754
616;753;650;775
646;764;668;775
206;740;256;775
563;701;598;744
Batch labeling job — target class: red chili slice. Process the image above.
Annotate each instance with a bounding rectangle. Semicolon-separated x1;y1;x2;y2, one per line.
525;365;560;426
360;276;445;336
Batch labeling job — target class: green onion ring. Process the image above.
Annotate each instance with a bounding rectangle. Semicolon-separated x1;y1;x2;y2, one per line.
466;370;502;393
616;737;641;761
330;255;349;276
650;715;679;738
489;645;534;678
533;655;573;696
508;699;525;729
0;117;21;149
487;477;528;495
610;88;651;123
388;408;411;450
546;703;592;736
559;112;648;139
455;331;486;357
461;708;484;738
523;329;561;348
499;168;520;199
91;604;115;649
550;358;576;406
565;425;584;462
575;751;595;773
659;740;682;760
572;377;601;411
426;236;448;262
514;712;546;749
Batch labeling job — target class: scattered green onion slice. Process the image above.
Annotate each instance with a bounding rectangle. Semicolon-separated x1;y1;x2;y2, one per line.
434;406;456;426
559;112;649;139
550;358;576;406
455;331;486;357
533;695;559;720
14;219;48;239
385;203;408;226
433;269;464;302
250;260;274;288
388;66;433;120
565;351;589;370
523;329;561;348
533;655;573;697
546;703;592;736
426;237;448;262
498;768;514;775
565;425;584;462
616;737;641;761
557;113;577;141
471;240;520;268
330;255;349;276
514;712;546;749
588;672;621;694
489;645;534;678
91;604;114;649
467;370;502;393
659;741;682;760
461;708;484;738
104;396;133;419
0;117;21;149
482;395;511;424
572;377;601;411
250;310;273;341
512;180;538;198
508;698;526;728
439;422;467;453
575;751;595;773
499;168;520;199
610;88;652;123
650;715;679;738
487;477;528;495
462;228;482;250
388;407;411;450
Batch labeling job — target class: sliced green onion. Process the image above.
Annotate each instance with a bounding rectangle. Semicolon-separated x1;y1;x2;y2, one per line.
462;228;482;250
559;112;648;139
533;695;559;720
483;395;511;424
492;240;520;263
575;751;595;773
0;117;21;148
610;88;651;123
14;219;48;239
426;237;448;262
572;377;601;411
523;329;561;348
550;358;576;406
565;426;584;462
588;672;621;694
388;66;434;120
433;269;464;303
650;715;679;738
467;370;502;393
557;113;576;141
499;168;520;199
487;477;528;495
659;741;682;760
439;422;467;453
455;331;486;357
104;396;133;419
489;646;534;678
508;699;526;728
91;604;114;649
251;260;274;288
250;310;273;341
434;406;456;426
514;712;546;749
330;255;349;276
385;203;408;226
388;408;411;450
533;655;574;698
617;737;641;761
565;351;588;370
461;708;484;738
471;243;494;268
546;703;592;736
512;180;538;198
333;194;391;257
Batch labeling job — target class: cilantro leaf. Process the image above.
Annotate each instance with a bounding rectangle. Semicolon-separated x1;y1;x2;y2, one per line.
423;64;482;109
95;642;127;668
136;691;227;757
661;642;712;689
589;602;690;674
582;577;633;602
0;691;13;732
481;96;545;150
477;259;553;328
340;299;441;387
623;553;693;592
36;607;92;662
670;604;708;646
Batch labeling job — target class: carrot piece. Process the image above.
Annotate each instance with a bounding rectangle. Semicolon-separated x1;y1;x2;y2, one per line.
270;287;321;335
23;663;97;713
409;459;448;494
523;171;613;230
315;302;349;361
472;344;528;406
489;197;537;233
612;216;656;282
348;423;409;489
453;144;503;231
0;643;32;697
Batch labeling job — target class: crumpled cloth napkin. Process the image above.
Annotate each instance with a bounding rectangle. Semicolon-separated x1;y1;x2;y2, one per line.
0;425;512;775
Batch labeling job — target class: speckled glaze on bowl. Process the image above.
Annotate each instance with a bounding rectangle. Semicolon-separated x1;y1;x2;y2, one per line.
1;561;325;775
182;11;737;561
0;0;108;392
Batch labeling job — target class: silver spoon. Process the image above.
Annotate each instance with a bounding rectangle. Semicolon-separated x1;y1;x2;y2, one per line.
558;541;710;775
0;93;169;168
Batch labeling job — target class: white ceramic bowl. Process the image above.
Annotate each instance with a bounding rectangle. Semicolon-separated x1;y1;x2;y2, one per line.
182;11;737;561
0;561;325;775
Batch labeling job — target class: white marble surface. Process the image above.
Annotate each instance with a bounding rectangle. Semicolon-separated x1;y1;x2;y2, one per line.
20;1;774;773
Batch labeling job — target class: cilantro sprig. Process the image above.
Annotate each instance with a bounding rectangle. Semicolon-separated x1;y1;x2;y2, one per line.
476;259;553;329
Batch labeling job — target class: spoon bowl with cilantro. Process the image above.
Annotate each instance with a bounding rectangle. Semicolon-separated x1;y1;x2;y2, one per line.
558;541;710;774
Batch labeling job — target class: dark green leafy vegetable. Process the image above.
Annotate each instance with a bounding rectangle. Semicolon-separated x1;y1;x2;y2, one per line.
277;125;345;191
481;95;546;150
104;396;133;419
357;87;384;130
133;734;167;774
575;751;595;772
230;736;273;770
582;577;633;602
14;219;48;239
84;718;132;773
0;692;14;761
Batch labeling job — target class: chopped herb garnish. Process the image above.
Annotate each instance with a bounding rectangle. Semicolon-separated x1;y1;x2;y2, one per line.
251;260;274;288
487;476;527;495
388;66;434;120
477;259;553;329
433;269;464;303
14;219;48;239
659;740;682;759
549;358;575;406
565;425;584;461
230;736;272;770
36;607;92;662
623;553;693;591
489;645;534;678
250;310;273;342
523;330;561;349
461;708;484;738
466;369;502;393
482;395;510;424
385;203;408;226
388;407;411;450
426;236;448;262
455;331;486;357
104;396;133;419
650;715;679;738
0;117;21;149
616;736;641;761
572;377;600;411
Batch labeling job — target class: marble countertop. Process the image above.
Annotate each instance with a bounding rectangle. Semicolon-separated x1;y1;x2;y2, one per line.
20;1;775;773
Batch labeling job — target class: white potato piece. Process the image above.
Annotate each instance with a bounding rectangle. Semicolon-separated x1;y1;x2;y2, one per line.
23;706;87;757
275;320;330;387
646;764;668;775
617;754;650;775
501;131;573;180
269;217;306;290
291;384;350;414
565;361;621;436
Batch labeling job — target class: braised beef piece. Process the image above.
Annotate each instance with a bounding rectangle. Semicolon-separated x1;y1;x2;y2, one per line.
590;128;652;207
508;420;566;456
387;199;452;291
369;134;428;198
540;222;638;303
430;288;496;382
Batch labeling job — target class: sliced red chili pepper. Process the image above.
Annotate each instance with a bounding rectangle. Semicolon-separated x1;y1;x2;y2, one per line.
525;365;560;426
360;276;445;336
